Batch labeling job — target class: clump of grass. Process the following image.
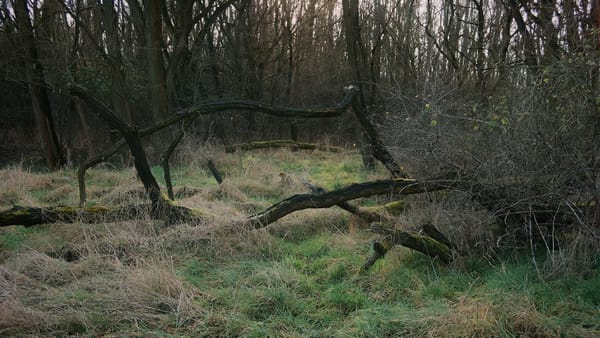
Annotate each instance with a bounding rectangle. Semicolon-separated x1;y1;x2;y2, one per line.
0;163;54;207
426;296;500;337
121;262;206;327
4;250;84;286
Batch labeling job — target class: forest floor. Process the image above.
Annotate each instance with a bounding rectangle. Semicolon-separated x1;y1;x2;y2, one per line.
0;148;599;337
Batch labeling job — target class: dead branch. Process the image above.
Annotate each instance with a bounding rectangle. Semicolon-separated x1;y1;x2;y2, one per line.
225;140;344;153
248;179;454;228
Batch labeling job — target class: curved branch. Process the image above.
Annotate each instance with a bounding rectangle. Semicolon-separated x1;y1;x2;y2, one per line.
71;83;359;207
160;117;194;200
69;84;164;216
247;179;455;228
135;84;360;134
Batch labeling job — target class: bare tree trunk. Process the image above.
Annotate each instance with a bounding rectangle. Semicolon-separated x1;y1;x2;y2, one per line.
144;0;169;121
14;0;62;169
342;0;405;177
102;0;134;123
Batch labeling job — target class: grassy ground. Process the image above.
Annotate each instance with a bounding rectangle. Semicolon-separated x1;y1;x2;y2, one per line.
0;147;599;337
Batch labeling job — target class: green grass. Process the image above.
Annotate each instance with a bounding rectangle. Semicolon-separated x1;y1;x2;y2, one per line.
177;233;600;337
1;149;598;336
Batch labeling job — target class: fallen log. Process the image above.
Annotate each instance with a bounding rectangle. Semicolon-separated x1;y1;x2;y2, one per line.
248;178;454;228
225;140;344;153
0;204;144;227
0;201;206;228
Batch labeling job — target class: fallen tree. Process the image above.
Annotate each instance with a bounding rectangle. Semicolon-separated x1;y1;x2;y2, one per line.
0;178;451;227
75;84;361;207
8;83;556;268
0;204;149;227
225;140;344;153
3;84;411;229
300;179;389;223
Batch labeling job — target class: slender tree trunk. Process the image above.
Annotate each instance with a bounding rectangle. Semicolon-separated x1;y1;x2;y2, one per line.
102;0;134;123
144;0;169;121
14;0;62;169
342;0;406;177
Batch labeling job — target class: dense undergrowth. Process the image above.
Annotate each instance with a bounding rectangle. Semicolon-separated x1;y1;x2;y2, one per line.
0;148;599;337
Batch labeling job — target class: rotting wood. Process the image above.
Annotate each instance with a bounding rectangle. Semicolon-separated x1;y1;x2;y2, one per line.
0;202;206;228
361;238;394;272
422;223;455;249
0;204;146;227
225;140;344;153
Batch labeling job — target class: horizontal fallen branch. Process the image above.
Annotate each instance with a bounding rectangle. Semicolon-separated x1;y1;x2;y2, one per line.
225;140;344;153
0;205;146;227
248;178;455;228
0;201;206;227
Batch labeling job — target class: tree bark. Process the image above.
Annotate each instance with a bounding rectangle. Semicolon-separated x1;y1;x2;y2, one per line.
342;0;406;177
102;0;134;123
300;179;390;223
70;84;171;219
0;205;149;227
14;0;62;170
361;223;453;272
351;99;408;178
144;0;169;121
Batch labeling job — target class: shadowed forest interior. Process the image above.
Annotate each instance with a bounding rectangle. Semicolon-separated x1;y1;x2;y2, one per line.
1;0;599;336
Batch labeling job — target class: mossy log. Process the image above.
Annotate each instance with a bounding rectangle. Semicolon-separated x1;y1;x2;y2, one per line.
248;178;454;228
0;205;144;227
362;223;453;272
225;140;344;153
0;198;206;227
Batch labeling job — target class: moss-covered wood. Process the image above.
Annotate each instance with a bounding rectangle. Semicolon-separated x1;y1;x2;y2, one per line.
362;223;454;272
0;205;143;227
0;199;206;227
225;140;344;153
361;238;394;272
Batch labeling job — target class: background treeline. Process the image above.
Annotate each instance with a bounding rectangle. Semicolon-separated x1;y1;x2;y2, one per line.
1;0;599;195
